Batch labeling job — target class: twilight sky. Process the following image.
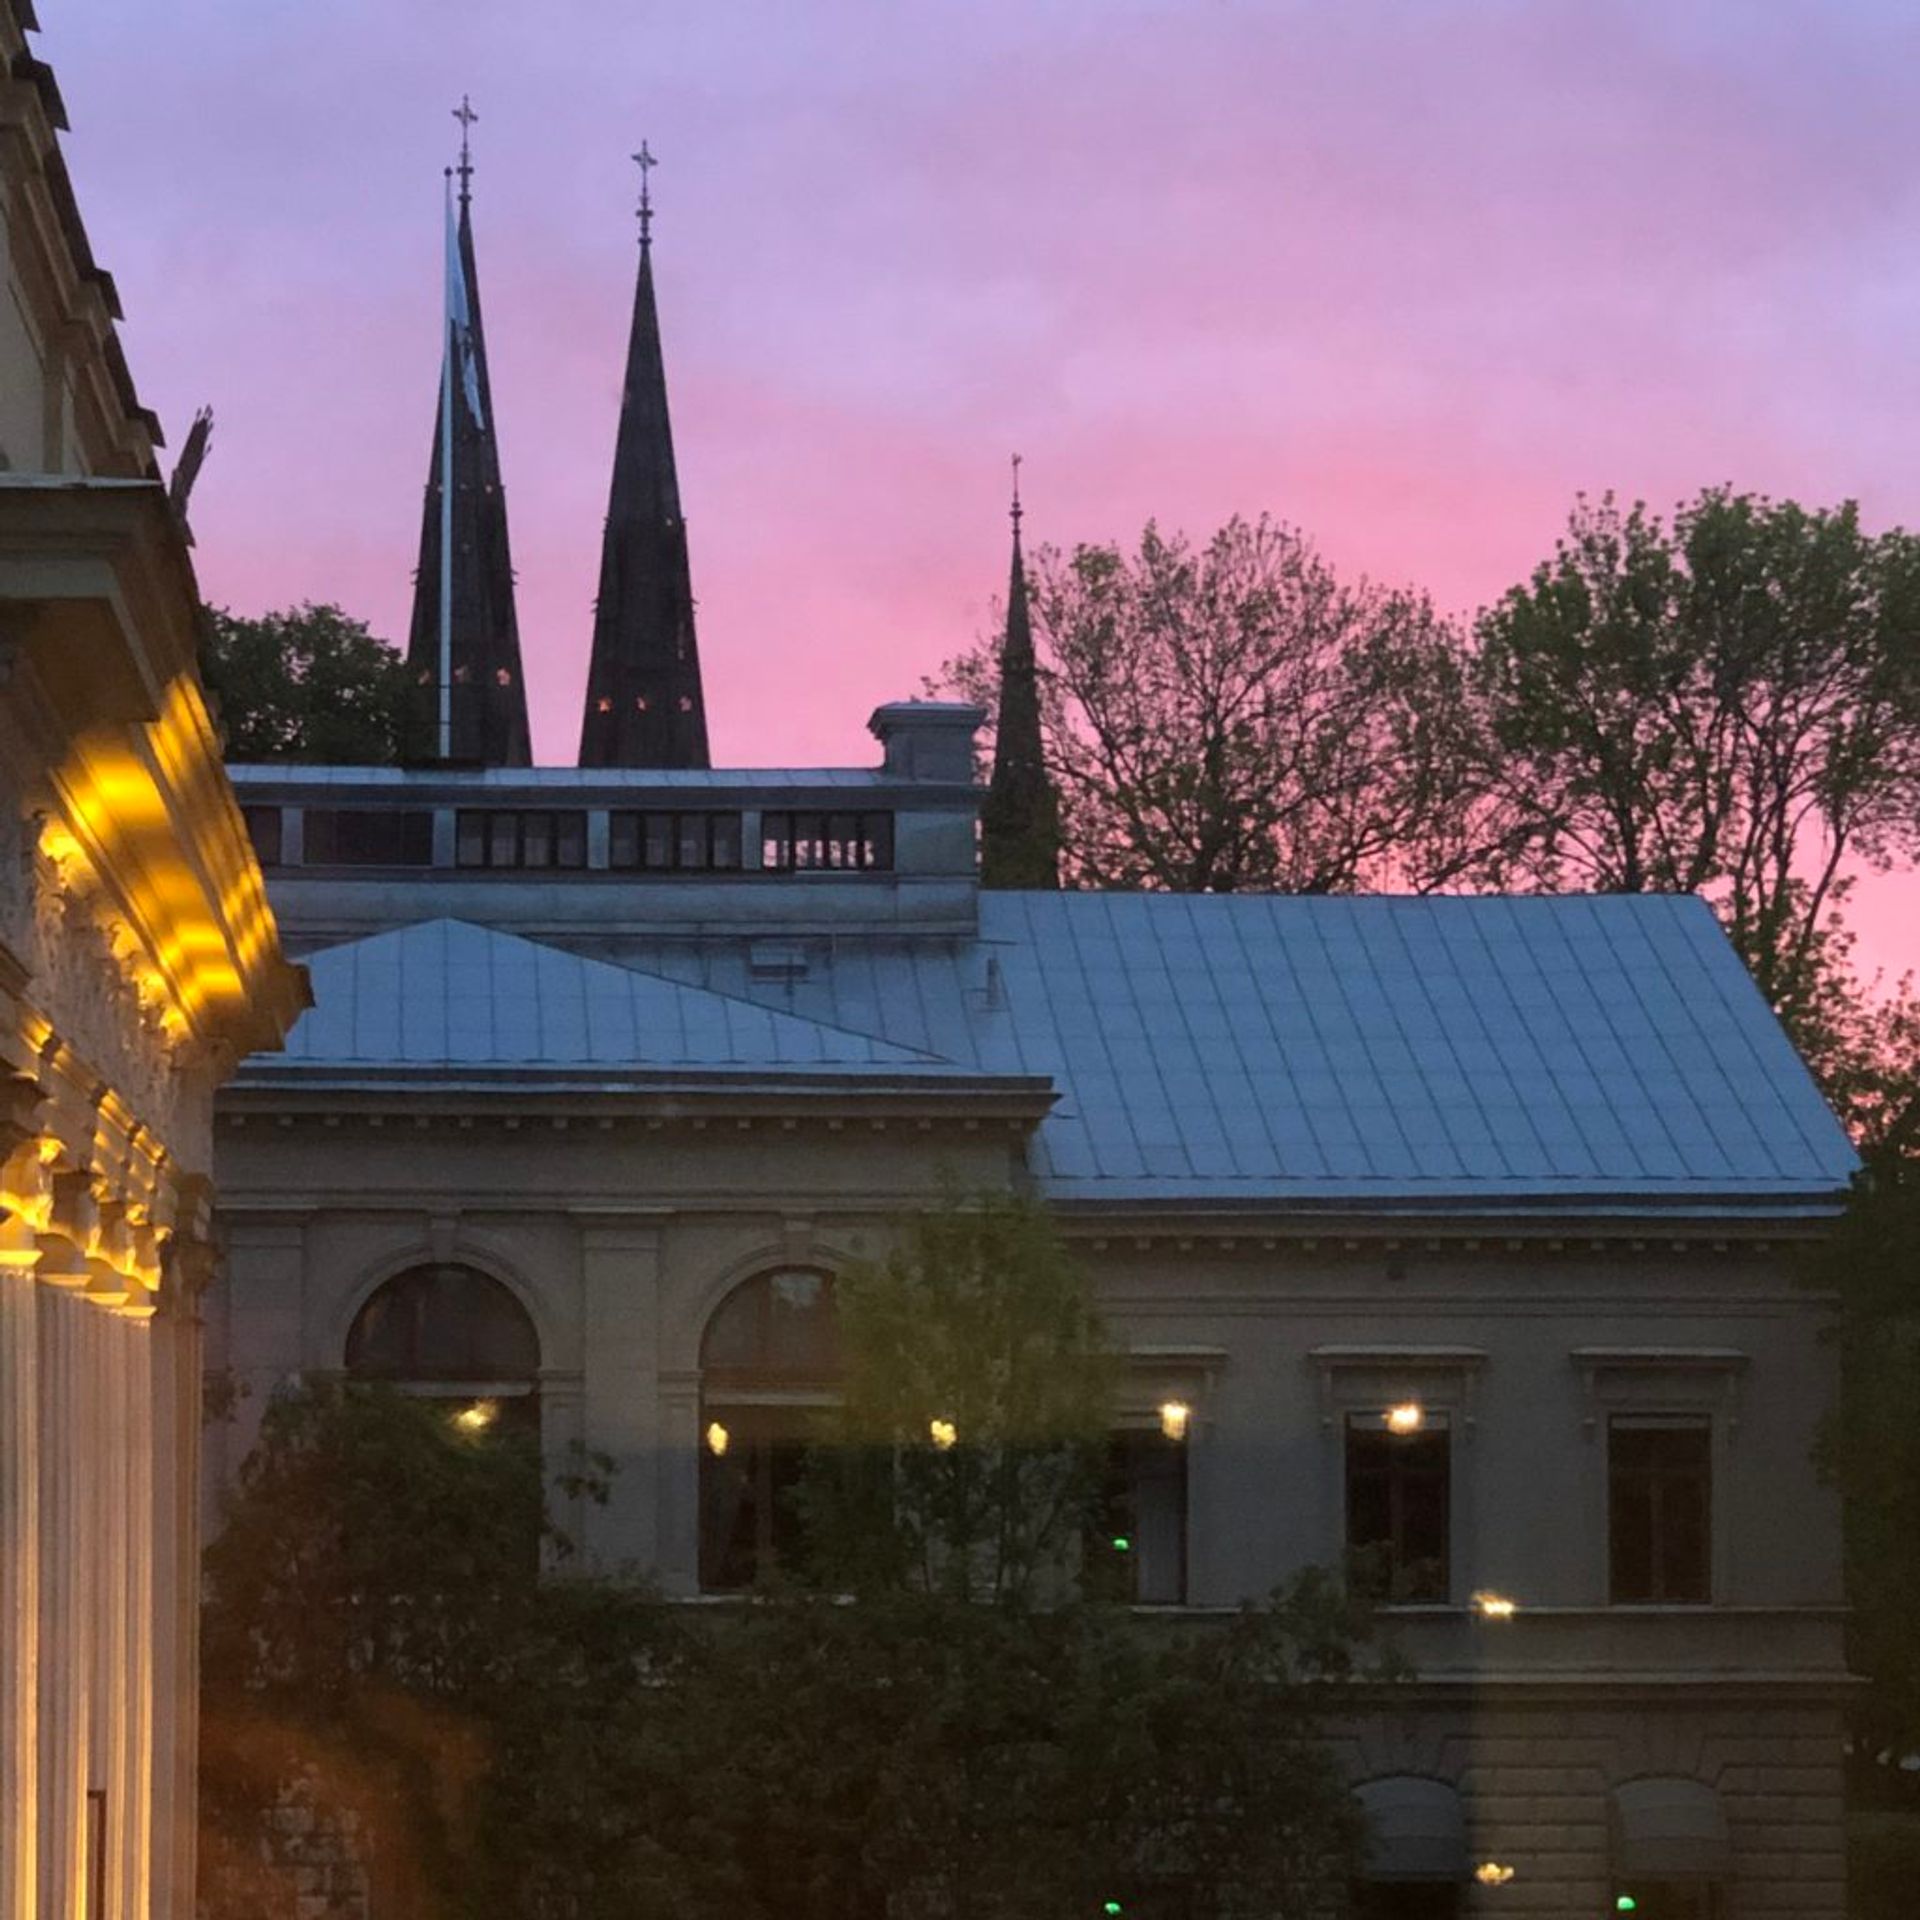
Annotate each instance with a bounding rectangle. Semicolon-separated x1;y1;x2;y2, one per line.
46;0;1919;970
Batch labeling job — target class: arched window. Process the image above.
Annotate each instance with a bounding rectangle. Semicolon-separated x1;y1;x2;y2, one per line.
699;1268;838;1590
345;1263;541;1443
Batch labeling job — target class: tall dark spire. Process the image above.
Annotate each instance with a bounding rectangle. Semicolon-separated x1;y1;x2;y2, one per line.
577;144;711;769
980;457;1061;889
403;99;532;767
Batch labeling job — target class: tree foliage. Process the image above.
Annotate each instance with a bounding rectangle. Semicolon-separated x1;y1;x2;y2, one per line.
201;1204;1379;1920
800;1190;1117;1602
199;601;410;763
1473;490;1920;1068
1808;1140;1920;1789
945;516;1484;893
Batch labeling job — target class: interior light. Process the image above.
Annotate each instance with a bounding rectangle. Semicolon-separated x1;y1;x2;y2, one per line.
1474;1861;1516;1885
1158;1399;1191;1442
453;1400;497;1434
1472;1590;1518;1621
1385;1402;1424;1434
929;1418;958;1451
705;1421;730;1457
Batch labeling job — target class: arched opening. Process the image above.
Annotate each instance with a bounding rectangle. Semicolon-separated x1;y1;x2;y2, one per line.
1351;1776;1467;1919
698;1267;839;1591
345;1262;542;1445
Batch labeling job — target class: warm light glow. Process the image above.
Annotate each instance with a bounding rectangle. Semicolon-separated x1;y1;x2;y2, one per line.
1473;1590;1518;1620
705;1420;730;1457
929;1417;958;1451
1385;1401;1425;1434
1158;1399;1191;1442
1475;1861;1516;1886
453;1400;498;1433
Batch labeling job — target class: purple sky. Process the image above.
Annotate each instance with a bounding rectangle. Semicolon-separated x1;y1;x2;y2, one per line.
47;0;1919;976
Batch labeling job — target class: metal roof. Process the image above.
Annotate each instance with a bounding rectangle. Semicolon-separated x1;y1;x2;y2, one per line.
275;918;943;1070
250;893;1857;1210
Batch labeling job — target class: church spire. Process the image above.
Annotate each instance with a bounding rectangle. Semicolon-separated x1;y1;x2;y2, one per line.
403;98;532;766
980;456;1061;889
577;143;711;769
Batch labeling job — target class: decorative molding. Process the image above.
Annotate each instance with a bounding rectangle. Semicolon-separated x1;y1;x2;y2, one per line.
1570;1347;1750;1438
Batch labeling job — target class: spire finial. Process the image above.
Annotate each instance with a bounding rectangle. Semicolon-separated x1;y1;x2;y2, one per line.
453;94;478;203
1010;452;1024;539
633;141;658;247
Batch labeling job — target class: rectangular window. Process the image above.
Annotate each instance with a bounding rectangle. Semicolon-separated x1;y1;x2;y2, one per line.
698;1404;817;1592
606;811;744;873
302;808;433;867
454;811;589;871
1346;1412;1450;1603
1098;1428;1189;1604
240;804;283;866
761;810;894;872
1609;1417;1711;1604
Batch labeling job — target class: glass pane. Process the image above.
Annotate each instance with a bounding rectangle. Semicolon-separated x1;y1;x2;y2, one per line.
554;813;587;869
608;812;640;870
488;813;519;868
521;812;553;868
645;814;674;870
678;815;709;870
455;811;486;868
710;813;742;870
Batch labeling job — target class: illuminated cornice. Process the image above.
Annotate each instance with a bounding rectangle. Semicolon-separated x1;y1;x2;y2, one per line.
0;476;307;1058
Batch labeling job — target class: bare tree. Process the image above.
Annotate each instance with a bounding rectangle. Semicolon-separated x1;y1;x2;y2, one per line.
944;516;1486;894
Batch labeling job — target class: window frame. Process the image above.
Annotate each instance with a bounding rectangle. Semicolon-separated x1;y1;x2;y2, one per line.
759;809;895;873
1607;1415;1713;1606
454;808;589;872
606;809;745;874
1345;1410;1453;1605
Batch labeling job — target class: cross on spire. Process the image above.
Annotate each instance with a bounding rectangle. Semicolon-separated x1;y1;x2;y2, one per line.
453;94;478;201
633;141;658;246
1010;452;1024;537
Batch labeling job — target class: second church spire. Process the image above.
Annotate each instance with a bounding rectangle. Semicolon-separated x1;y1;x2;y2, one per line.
578;144;711;768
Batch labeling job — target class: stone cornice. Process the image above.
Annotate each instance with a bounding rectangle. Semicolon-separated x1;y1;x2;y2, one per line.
1;478;307;1061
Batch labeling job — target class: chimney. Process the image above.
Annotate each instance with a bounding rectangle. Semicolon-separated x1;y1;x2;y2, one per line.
867;701;986;784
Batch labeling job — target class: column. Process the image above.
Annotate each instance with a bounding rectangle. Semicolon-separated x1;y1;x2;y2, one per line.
578;1222;663;1573
0;1142;46;1920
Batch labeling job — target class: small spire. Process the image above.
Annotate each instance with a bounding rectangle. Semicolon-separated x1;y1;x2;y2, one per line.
981;458;1061;890
452;94;478;204
633;140;658;248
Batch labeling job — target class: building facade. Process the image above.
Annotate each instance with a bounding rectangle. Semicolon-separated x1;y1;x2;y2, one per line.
208;704;1856;1920
0;7;304;1916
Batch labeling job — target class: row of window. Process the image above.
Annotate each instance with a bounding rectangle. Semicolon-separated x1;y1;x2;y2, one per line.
344;1264;1715;1608
243;806;898;874
1345;1410;1708;1607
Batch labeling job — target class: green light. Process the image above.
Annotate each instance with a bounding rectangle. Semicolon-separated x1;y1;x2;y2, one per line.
1616;1899;1637;1914
1103;1904;1123;1917
1111;1536;1131;1553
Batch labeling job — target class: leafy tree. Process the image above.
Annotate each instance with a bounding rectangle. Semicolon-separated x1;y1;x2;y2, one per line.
1808;1138;1920;1876
199;601;410;763
204;1207;1380;1920
1473;490;1920;1055
801;1189;1117;1602
199;1381;639;1920
942;516;1485;893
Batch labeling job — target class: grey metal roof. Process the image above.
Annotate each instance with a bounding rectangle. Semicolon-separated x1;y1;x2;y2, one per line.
252;893;1857;1210
274;919;943;1070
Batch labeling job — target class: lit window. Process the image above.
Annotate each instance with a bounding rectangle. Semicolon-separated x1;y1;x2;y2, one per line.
345;1263;541;1447
699;1269;840;1591
1347;1410;1450;1603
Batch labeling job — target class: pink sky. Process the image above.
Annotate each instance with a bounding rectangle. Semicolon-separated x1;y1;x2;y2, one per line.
44;0;1918;977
